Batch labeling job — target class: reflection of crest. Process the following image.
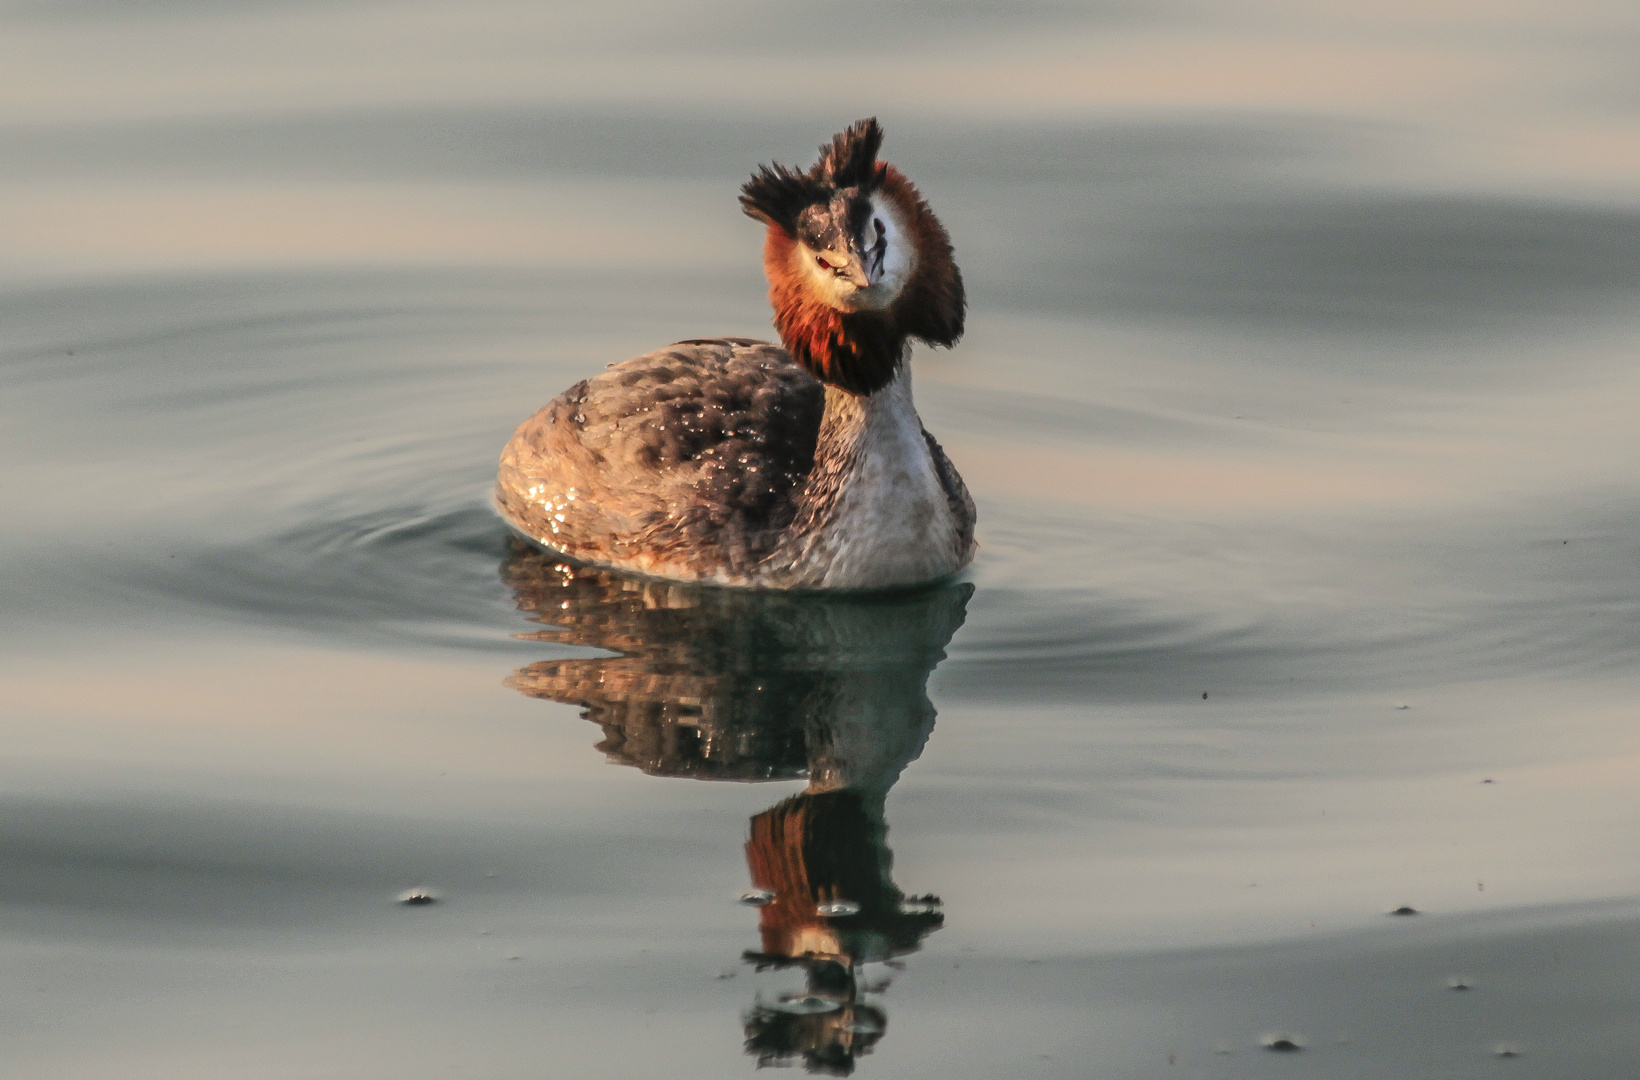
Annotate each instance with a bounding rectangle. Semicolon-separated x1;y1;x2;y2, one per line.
499;539;970;1074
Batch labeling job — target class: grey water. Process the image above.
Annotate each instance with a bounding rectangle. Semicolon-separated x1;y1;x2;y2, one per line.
4;1;1640;1076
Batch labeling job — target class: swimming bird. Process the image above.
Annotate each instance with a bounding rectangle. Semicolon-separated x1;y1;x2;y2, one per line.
496;118;974;589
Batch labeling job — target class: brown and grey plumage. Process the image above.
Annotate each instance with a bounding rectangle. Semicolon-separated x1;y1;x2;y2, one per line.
495;119;975;589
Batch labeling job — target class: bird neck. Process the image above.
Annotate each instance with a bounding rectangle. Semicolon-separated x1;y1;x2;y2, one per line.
814;354;919;460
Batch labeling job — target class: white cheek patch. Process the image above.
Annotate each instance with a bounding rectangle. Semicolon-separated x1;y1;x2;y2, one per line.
867;196;914;303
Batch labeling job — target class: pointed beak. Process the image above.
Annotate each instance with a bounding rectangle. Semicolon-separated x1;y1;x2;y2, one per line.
819;248;875;290
841;236;883;289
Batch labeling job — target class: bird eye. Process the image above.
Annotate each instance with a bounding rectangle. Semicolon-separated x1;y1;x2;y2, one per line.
874;218;885;236
816;257;830;269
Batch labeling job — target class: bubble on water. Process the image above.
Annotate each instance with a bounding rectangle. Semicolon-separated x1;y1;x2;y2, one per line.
1261;1033;1304;1052
1390;905;1420;916
398;887;439;906
739;889;775;906
773;995;843;1015
1448;976;1474;991
1493;1042;1522;1058
816;899;861;917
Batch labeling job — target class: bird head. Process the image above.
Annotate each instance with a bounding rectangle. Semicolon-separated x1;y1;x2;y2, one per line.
740;119;959;330
740;119;965;392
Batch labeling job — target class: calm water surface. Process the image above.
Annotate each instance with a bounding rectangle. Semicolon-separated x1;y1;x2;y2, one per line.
3;2;1640;1076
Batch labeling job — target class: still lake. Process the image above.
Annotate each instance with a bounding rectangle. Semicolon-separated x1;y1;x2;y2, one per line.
3;2;1639;1076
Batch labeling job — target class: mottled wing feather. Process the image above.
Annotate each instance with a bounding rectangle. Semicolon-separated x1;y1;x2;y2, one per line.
497;339;825;580
921;427;976;559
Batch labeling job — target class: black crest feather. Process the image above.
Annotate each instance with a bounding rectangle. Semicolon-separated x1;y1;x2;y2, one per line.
740;118;885;236
739;165;825;235
814;117;884;190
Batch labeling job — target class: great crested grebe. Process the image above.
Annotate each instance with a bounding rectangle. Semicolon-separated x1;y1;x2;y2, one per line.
496;118;974;589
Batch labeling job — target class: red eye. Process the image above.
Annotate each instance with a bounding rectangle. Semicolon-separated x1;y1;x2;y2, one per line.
816;257;830;269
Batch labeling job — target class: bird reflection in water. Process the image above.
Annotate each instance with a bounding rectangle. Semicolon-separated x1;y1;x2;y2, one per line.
500;539;969;1074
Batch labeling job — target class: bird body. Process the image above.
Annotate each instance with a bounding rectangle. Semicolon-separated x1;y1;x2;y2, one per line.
496;120;974;590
